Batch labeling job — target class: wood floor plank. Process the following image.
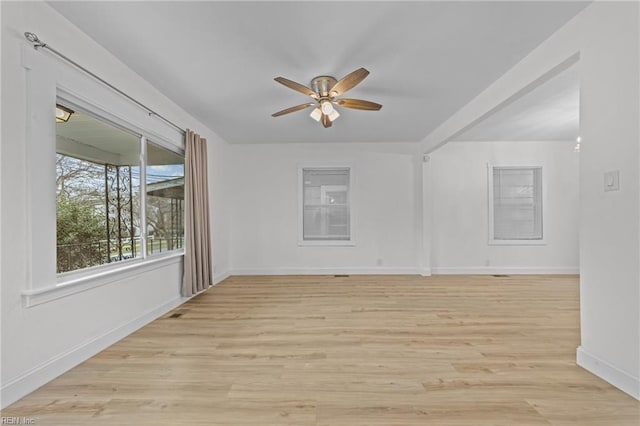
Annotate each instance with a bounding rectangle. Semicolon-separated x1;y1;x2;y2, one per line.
2;274;638;425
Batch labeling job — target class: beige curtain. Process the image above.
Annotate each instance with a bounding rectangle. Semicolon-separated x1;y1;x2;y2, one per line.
182;129;213;297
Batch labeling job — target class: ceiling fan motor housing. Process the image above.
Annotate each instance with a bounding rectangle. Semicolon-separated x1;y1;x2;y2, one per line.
311;76;338;98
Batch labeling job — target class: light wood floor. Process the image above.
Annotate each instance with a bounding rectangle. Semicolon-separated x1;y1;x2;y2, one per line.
3;275;639;425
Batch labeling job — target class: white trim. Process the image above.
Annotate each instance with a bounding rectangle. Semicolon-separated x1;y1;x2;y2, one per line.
577;346;640;400
229;267;424;276
419;267;432;277
1;295;189;409
297;240;356;247
23;253;183;307
431;266;579;275
488;240;547;246
224;267;578;276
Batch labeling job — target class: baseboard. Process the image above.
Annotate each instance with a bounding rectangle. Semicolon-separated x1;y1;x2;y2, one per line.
430;266;579;275
216;267;575;277
419;267;431;277
577;346;640;400
229;267;425;276
1;296;188;409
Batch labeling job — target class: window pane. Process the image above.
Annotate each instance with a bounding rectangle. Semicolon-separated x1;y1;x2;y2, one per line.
302;168;350;240
56;106;140;273
146;142;185;255
492;167;542;240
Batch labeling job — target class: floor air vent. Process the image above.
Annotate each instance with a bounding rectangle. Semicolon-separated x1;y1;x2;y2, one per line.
492;275;510;277
334;274;350;278
168;309;189;319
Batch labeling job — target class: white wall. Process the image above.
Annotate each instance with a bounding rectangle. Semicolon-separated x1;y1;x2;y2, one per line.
228;143;422;275
420;2;639;398
577;2;639;399
1;2;231;407
428;141;579;274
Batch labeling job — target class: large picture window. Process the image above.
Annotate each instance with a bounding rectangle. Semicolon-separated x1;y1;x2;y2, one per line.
55;103;184;274
299;167;352;245
488;165;543;244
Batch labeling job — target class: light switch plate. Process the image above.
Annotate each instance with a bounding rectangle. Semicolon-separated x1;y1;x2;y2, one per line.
604;170;620;192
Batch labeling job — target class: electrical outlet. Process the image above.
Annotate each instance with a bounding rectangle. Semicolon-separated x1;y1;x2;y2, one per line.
604;170;620;192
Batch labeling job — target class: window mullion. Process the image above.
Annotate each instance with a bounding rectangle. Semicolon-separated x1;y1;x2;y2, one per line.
140;136;148;259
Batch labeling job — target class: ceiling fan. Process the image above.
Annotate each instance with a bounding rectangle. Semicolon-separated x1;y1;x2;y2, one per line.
271;67;382;128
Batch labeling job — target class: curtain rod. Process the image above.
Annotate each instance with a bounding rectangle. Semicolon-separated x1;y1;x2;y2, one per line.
24;32;186;135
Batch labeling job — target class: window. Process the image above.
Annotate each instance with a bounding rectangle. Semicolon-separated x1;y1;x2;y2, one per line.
488;166;543;244
299;167;353;245
146;142;185;256
55;104;184;274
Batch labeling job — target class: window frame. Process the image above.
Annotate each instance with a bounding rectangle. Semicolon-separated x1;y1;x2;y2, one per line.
297;164;355;247
487;163;546;246
54;97;186;278
21;50;186;307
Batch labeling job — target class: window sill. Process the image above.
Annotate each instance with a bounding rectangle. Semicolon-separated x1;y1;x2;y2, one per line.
298;240;356;247
488;239;547;246
22;251;184;307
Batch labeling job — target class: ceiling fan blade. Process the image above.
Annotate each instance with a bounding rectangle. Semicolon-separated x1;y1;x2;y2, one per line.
274;77;319;99
271;102;316;117
329;68;370;96
336;98;382;111
321;113;332;128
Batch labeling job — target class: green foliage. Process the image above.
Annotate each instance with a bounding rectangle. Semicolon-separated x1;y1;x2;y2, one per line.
56;196;104;244
56;195;106;273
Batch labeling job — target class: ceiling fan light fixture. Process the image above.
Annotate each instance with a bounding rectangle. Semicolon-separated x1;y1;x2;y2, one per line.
309;107;322;122
55;104;74;123
320;100;334;115
328;109;340;122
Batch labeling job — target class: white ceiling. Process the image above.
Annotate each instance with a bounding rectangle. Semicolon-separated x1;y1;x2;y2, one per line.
451;63;579;142
50;1;588;144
